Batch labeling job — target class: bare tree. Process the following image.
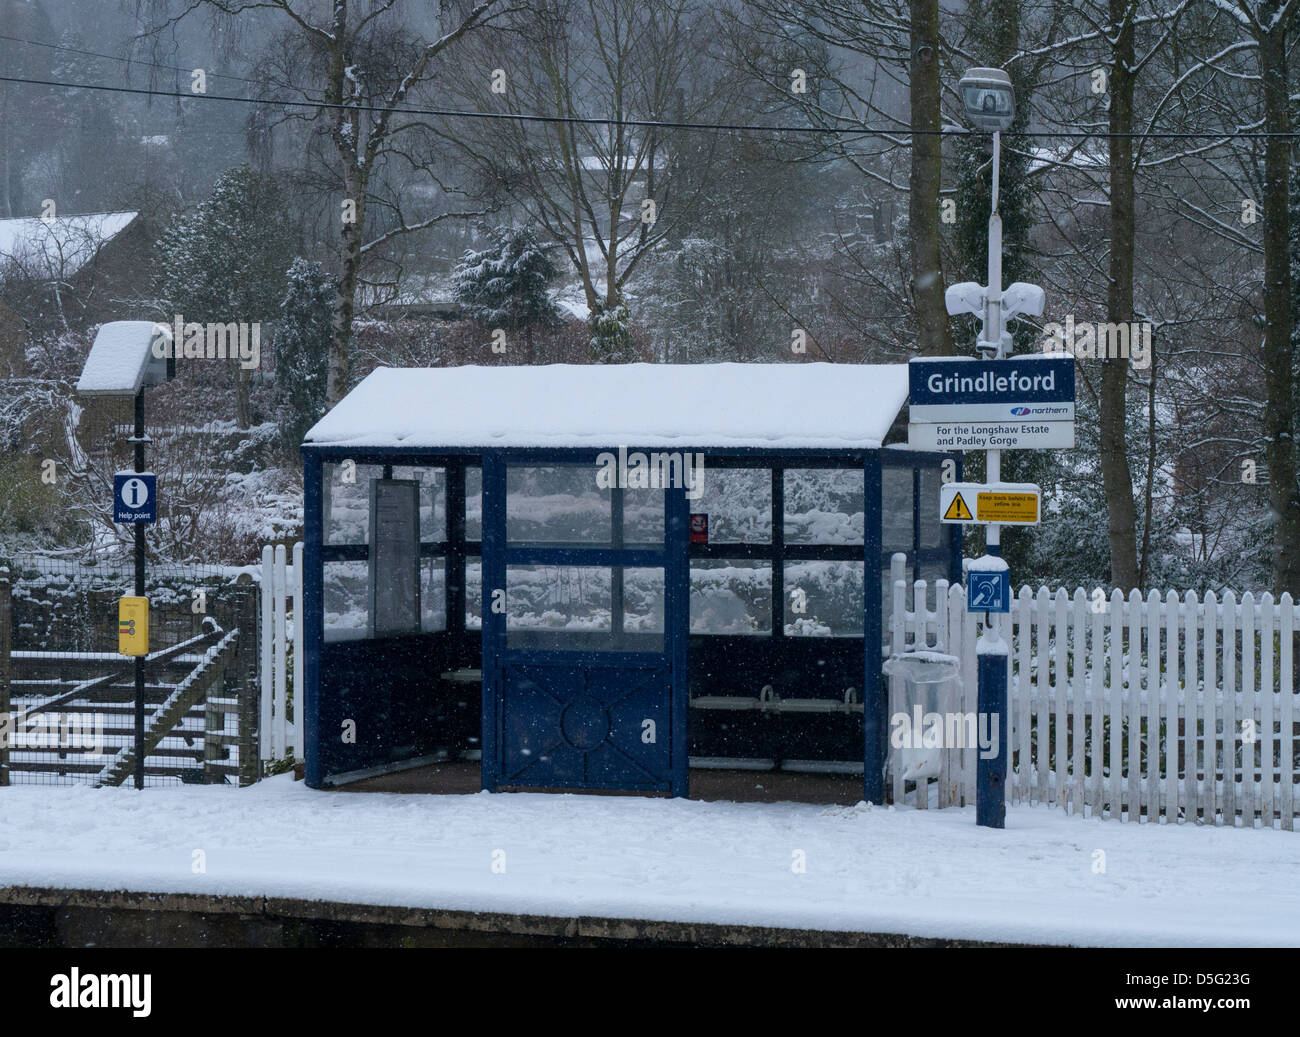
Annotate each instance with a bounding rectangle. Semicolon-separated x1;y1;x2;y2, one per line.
1242;0;1300;594
140;0;510;405
1098;0;1144;592
1013;0;1189;590
908;0;951;355
439;0;724;360
1141;0;1300;594
730;0;953;354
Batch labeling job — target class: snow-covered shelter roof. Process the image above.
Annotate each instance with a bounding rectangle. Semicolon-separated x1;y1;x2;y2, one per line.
0;211;138;278
305;363;910;450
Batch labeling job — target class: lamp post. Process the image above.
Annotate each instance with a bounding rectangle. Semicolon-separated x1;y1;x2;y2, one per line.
959;69;1014;571
948;67;1038;829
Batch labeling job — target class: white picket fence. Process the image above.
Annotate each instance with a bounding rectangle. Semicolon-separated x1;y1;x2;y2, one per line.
886;553;1300;828
255;542;1300;826
259;543;303;763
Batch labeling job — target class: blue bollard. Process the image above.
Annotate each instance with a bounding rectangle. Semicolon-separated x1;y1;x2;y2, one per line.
976;650;1008;828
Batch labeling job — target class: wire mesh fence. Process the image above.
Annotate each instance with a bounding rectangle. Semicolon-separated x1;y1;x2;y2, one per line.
0;553;259;787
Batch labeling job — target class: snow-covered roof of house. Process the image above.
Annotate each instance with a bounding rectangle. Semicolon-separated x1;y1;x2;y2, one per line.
0;211;138;278
305;363;910;450
355;273;458;309
579;153;668;171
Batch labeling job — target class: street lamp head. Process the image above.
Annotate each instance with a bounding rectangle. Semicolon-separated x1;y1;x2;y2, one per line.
959;67;1014;132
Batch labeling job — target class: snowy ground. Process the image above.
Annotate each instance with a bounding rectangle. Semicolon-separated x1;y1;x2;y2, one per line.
0;777;1297;947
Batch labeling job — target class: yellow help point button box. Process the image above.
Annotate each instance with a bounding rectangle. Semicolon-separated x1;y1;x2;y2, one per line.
940;482;1040;525
118;596;149;655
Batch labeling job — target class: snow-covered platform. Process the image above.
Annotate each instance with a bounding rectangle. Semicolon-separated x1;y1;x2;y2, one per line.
1;777;1297;947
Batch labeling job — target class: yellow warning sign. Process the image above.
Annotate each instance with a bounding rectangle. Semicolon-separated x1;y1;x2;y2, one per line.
118;596;149;656
940;482;1041;524
975;492;1039;524
943;493;973;522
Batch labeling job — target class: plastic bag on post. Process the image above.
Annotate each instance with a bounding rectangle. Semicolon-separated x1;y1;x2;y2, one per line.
882;652;960;782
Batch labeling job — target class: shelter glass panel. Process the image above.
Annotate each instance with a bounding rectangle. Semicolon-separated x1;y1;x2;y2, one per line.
622;484;666;546
783;469;864;545
784;560;864;637
466;557;483;630
692;468;771;543
324;462;384;545
881;466;914;555
919;467;945;548
466;465;483;542
690;560;772;634
506;464;611;546
422;557;447;632
505;565;664;651
323;560;369;642
392;465;447;542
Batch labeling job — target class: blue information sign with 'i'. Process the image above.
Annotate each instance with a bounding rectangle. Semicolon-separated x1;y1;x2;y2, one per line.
113;472;157;524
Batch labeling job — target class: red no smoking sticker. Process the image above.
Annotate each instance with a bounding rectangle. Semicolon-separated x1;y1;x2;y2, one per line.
690;513;708;544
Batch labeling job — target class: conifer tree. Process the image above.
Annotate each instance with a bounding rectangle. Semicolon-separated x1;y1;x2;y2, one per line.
454;227;561;363
154;165;297;426
273;258;335;448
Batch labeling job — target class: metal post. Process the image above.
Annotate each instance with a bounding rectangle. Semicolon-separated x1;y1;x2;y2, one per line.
976;651;1007;827
863;454;885;804
986;130;1005;555
986;133;1004;563
0;565;11;787
133;391;146;790
977;129;1009;829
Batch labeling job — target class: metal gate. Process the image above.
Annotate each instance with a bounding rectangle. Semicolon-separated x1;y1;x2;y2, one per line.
481;454;688;794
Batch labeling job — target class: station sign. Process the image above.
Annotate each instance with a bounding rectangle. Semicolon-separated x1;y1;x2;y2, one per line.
909;421;1073;451
114;471;157;524
940;482;1040;525
908;356;1075;423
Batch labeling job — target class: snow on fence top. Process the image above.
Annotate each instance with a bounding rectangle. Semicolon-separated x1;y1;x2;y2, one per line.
304;363;910;450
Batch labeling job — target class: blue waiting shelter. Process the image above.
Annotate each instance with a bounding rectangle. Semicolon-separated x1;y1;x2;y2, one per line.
299;363;959;802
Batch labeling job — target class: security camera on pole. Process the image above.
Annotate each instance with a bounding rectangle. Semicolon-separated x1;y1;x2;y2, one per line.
907;69;1074;828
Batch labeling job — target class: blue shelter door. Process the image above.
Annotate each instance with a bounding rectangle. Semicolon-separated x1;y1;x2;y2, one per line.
481;455;689;795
